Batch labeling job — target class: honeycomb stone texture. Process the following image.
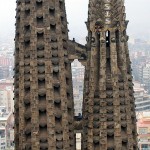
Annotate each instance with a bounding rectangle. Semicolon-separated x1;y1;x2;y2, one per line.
14;0;75;149
82;0;138;149
14;0;138;149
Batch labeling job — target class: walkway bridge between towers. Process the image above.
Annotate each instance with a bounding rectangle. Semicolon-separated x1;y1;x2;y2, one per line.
68;39;87;66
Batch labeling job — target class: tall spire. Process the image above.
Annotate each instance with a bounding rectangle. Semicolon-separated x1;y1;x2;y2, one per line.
14;0;75;149
82;0;138;149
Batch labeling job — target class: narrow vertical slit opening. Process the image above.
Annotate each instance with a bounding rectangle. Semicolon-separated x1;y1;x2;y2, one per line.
106;30;110;47
71;59;85;117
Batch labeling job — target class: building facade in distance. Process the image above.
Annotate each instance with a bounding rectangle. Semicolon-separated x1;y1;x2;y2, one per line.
137;112;150;150
134;82;150;112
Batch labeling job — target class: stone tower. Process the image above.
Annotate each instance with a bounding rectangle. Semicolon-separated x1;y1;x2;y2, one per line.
14;0;75;149
82;0;138;149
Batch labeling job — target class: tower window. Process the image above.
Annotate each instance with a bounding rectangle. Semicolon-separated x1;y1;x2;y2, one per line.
37;16;43;25
25;9;30;16
50;24;56;31
106;30;110;47
36;0;43;8
37;32;44;40
24;25;30;31
49;7;55;15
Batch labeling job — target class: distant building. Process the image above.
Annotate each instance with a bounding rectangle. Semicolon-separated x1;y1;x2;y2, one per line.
137;112;150;150
0;107;14;149
143;64;150;93
134;82;150;111
0;55;14;79
0;79;14;112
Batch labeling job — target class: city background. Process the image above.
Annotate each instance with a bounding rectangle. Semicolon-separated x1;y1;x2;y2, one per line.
0;0;150;149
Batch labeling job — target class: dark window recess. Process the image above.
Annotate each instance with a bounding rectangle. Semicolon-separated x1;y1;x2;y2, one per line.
55;116;62;122
24;102;30;108
39;126;48;140
25;87;30;93
94;142;99;146
67;92;70;99
122;141;127;148
37;32;44;40
50;24;56;31
107;134;114;140
38;94;46;101
106;30;110;47
37;16;43;24
61;16;64;22
49;8;55;15
121;126;127;133
54;86;60;93
25;132;31;139
62;38;67;42
16;32;19;39
38;79;45;86
24;40;30;47
53;71;59;79
24;25;30;31
39;109;46;114
25;9;30;16
68;107;72;114
36;1;42;8
106;58;111;73
66;77;69;85
54;100;61;108
16;16;20;22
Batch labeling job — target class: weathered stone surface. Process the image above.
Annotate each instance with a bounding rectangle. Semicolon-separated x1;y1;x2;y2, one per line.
14;0;75;149
82;0;138;149
15;0;138;149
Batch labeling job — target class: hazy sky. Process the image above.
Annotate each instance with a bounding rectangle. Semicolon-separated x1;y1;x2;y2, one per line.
0;0;150;43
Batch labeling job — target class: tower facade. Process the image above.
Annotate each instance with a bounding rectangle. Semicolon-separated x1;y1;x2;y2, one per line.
14;0;138;149
14;0;75;149
82;0;138;149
